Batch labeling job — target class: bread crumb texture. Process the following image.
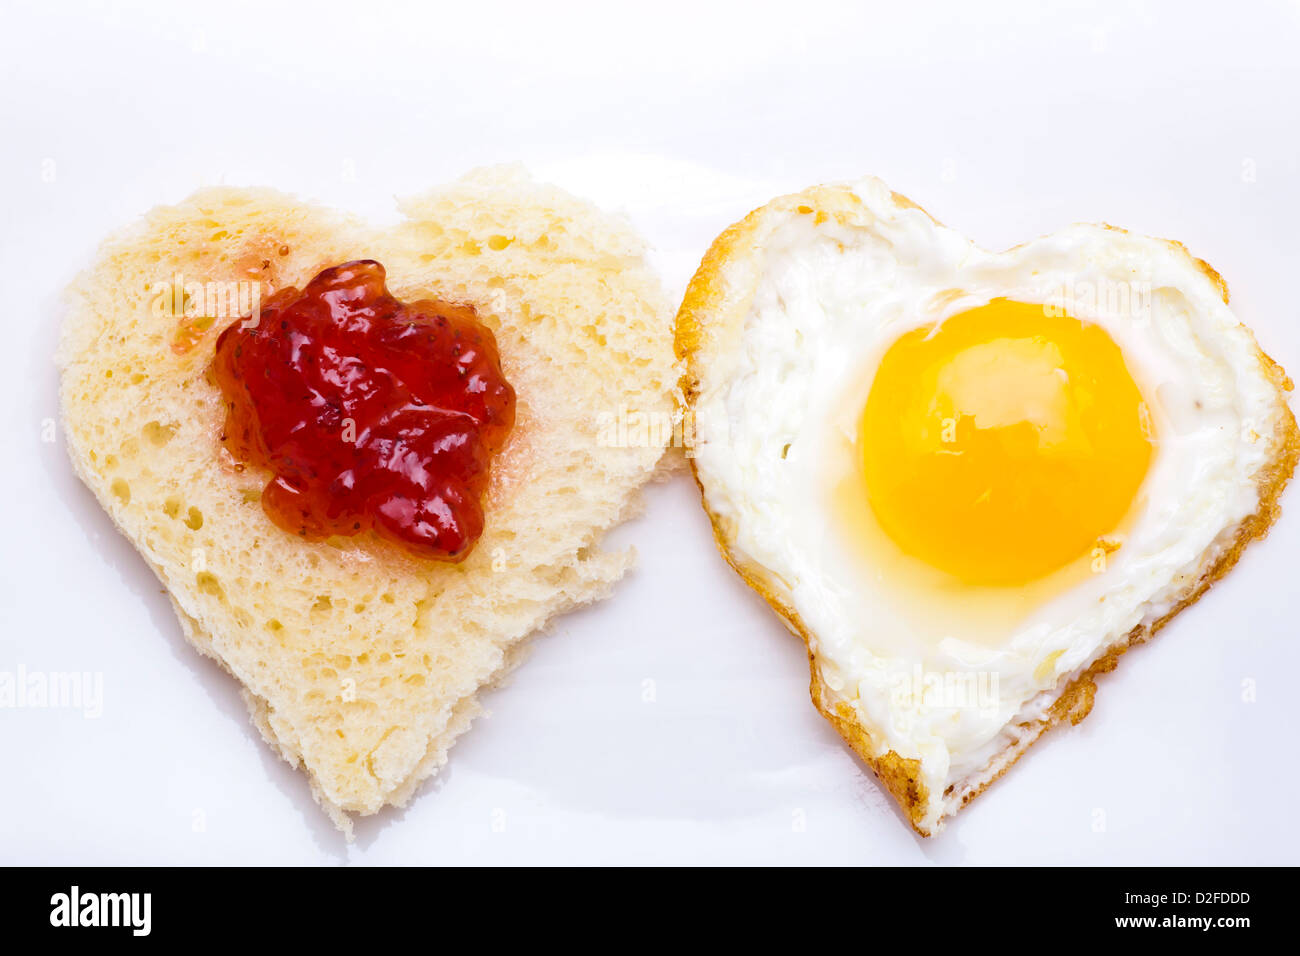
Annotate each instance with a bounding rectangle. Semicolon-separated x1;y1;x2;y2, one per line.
58;166;676;835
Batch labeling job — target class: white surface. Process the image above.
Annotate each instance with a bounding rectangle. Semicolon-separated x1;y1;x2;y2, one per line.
1;0;1298;865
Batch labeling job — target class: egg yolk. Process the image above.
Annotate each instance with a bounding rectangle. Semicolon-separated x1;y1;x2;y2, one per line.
859;299;1153;586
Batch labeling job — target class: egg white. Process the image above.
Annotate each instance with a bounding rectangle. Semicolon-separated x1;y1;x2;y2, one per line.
690;177;1282;830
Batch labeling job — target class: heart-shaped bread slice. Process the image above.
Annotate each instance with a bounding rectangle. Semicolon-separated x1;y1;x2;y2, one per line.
58;166;676;835
676;176;1298;835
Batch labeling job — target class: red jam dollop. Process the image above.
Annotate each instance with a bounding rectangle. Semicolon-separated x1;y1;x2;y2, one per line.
211;260;515;561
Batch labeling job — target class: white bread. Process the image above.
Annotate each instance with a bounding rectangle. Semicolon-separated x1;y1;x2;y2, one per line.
675;179;1299;835
58;166;676;835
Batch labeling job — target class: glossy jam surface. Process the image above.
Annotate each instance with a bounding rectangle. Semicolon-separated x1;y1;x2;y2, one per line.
212;260;515;561
859;299;1153;586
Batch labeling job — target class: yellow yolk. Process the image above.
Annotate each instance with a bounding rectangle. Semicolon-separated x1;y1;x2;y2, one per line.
860;299;1153;586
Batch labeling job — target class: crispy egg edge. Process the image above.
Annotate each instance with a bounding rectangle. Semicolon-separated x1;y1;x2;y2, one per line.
674;179;1300;836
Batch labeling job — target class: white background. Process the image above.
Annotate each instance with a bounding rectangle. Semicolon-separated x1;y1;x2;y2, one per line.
2;0;1298;865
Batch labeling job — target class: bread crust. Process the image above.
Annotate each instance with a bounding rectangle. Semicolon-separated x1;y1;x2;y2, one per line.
674;181;1300;835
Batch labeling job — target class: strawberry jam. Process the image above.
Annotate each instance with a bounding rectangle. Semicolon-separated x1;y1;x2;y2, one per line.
211;260;515;561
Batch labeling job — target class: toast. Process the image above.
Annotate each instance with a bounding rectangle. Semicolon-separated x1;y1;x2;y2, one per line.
58;166;676;835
